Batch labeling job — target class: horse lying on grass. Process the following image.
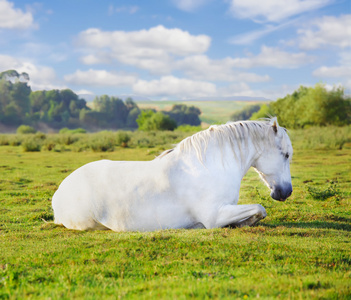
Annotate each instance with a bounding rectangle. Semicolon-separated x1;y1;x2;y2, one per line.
52;117;293;231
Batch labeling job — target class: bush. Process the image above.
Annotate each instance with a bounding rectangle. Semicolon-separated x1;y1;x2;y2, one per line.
307;182;341;200
59;128;86;134
90;135;115;152
0;135;10;146
176;125;203;133
116;132;131;148
59;134;79;145
17;125;36;134
22;138;42;152
290;126;351;150
43;141;56;151
35;132;46;140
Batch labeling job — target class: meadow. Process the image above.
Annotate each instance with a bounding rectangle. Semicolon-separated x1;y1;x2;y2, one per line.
0;126;350;299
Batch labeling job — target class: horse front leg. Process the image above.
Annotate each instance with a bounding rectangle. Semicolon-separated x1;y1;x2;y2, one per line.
213;204;267;228
185;222;206;229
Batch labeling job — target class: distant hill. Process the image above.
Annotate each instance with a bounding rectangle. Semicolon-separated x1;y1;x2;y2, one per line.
136;100;269;124
78;93;269;103
77;93;270;124
184;96;270;102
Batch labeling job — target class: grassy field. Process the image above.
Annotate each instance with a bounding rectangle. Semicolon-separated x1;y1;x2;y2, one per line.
0;127;350;299
136;101;265;124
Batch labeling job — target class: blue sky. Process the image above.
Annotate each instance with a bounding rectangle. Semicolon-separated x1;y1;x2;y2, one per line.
0;0;350;100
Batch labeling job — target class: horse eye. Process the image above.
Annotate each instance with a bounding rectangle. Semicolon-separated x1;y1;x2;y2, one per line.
285;153;289;159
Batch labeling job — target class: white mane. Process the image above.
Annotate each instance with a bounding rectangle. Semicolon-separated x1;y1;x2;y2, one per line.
170;118;289;162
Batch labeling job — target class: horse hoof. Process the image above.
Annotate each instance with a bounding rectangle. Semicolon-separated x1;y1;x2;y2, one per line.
186;222;206;229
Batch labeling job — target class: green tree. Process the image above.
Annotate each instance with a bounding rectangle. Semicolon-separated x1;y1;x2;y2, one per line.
165;104;201;126
137;110;177;131
126;106;141;128
92;95;129;128
231;104;261;121
0;70;31;125
262;84;351;128
250;104;274;120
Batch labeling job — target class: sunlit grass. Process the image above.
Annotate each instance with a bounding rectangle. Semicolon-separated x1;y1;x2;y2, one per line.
0;129;350;299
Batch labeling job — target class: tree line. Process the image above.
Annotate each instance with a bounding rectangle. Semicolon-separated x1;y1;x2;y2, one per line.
0;70;201;131
231;84;351;128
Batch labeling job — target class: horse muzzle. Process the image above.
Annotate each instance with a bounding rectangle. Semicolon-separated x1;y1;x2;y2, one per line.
270;184;293;202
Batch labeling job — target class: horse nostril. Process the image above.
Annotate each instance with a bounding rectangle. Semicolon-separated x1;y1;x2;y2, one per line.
277;188;283;197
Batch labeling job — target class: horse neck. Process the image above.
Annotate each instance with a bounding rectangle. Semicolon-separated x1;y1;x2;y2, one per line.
235;136;262;176
201;134;260;178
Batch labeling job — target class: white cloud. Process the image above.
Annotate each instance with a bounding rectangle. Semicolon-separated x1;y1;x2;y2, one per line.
0;0;35;29
172;0;210;12
229;25;279;45
64;69;138;87
76;26;211;74
77;26;210;56
176;55;271;82
133;76;216;98
218;82;256;97
230;46;313;68
80;54;111;65
313;66;351;78
0;54;60;90
229;18;300;45
298;15;351;49
228;0;333;23
312;51;351;91
75;89;94;95
339;51;351;66
20;42;68;63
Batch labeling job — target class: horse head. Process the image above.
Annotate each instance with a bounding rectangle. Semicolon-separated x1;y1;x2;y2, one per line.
253;118;293;201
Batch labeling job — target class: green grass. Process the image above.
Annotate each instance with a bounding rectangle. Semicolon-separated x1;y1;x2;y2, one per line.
0;129;351;299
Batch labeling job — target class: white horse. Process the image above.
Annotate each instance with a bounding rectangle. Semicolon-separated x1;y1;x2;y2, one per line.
52;117;293;231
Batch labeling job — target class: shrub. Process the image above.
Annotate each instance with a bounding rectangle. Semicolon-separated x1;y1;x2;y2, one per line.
307;182;341;200
116;132;131;148
59;128;86;134
59;134;79;145
43;140;56;151
22;138;42;152
0;135;10;146
9;136;22;146
35;132;46;140
17;125;36;134
73;128;87;134
59;128;70;134
135;137;152;148
90;136;115;152
176;125;202;133
290;126;351;150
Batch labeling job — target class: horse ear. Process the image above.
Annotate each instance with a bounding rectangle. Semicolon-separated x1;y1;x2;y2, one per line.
271;117;278;134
